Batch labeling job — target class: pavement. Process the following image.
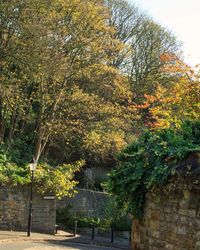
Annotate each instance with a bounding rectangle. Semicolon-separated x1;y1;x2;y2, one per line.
0;230;131;250
0;241;122;250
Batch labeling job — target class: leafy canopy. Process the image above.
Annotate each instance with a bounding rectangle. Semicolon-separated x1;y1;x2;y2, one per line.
137;59;200;129
0;0;134;168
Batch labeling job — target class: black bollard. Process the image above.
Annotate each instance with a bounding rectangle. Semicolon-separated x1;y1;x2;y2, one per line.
91;225;95;240
74;220;77;236
111;227;114;243
129;229;132;244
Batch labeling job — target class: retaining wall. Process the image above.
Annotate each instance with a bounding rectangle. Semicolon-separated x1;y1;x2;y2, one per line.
57;188;109;217
0;187;56;233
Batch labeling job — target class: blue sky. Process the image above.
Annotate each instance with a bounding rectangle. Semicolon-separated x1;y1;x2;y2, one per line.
129;0;200;67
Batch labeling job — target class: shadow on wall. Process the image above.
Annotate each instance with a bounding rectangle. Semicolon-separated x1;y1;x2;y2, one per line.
57;188;109;218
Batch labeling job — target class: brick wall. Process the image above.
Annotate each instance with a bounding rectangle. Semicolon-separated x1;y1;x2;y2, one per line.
131;185;200;250
0;187;56;233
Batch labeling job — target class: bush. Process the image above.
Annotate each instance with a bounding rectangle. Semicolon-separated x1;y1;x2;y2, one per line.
0;146;83;198
56;205;131;232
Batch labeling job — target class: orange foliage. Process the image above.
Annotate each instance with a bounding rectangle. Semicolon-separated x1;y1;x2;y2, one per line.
135;63;200;129
159;53;177;62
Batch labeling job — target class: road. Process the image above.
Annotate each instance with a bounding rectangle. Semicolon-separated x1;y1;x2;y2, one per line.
0;241;121;250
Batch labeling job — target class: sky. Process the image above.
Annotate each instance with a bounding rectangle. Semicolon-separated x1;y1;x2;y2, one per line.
129;0;200;67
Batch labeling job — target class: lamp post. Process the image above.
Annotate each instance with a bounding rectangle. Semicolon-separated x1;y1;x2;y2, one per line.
27;161;37;237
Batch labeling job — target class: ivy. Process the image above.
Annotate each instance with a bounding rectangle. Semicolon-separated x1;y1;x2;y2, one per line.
106;120;200;219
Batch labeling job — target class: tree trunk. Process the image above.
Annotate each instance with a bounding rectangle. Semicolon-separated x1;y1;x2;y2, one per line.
0;94;5;142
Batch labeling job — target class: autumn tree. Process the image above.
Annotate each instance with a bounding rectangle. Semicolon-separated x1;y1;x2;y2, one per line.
0;0;135;168
137;60;200;129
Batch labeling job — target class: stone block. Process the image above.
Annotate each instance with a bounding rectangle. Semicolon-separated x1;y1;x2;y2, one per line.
179;209;188;216
151;230;160;238
165;243;174;249
191;219;200;230
165;213;173;222
195;241;200;250
149;220;159;230
164;206;171;213
197;231;200;240
171;213;179;223
188;209;197;218
180;216;188;225
183;190;190;200
151;211;160;220
179;199;188;209
177;226;187;235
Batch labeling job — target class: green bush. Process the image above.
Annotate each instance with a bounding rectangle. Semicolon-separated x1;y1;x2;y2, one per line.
56;205;73;226
76;217;100;227
56;204;131;231
0;144;83;198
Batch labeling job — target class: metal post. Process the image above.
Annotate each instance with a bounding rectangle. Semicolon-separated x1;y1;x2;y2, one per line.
74;220;77;236
111;226;114;243
91;225;95;240
27;170;34;236
129;229;132;244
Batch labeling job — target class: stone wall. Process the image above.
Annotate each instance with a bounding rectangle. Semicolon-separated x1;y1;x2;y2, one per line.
82;166;109;189
131;184;200;250
0;187;56;233
57;188;109;217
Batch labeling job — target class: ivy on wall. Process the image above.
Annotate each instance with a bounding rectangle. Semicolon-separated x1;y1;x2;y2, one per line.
106;120;200;219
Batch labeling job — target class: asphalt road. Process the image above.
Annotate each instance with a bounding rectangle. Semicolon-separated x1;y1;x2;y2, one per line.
0;241;121;250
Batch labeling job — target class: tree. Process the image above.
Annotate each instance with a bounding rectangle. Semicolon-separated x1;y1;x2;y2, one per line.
129;20;180;101
106;0;181;102
0;0;135;167
105;0;144;70
137;62;200;129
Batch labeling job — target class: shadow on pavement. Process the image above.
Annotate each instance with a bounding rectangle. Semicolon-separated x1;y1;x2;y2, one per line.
44;232;131;250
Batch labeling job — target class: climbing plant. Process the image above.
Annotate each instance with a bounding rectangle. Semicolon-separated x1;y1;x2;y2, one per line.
106;120;200;219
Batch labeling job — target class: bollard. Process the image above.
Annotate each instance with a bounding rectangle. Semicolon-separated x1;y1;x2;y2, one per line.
129;229;132;244
74;220;77;236
55;225;57;234
91;225;95;240
111;227;114;243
